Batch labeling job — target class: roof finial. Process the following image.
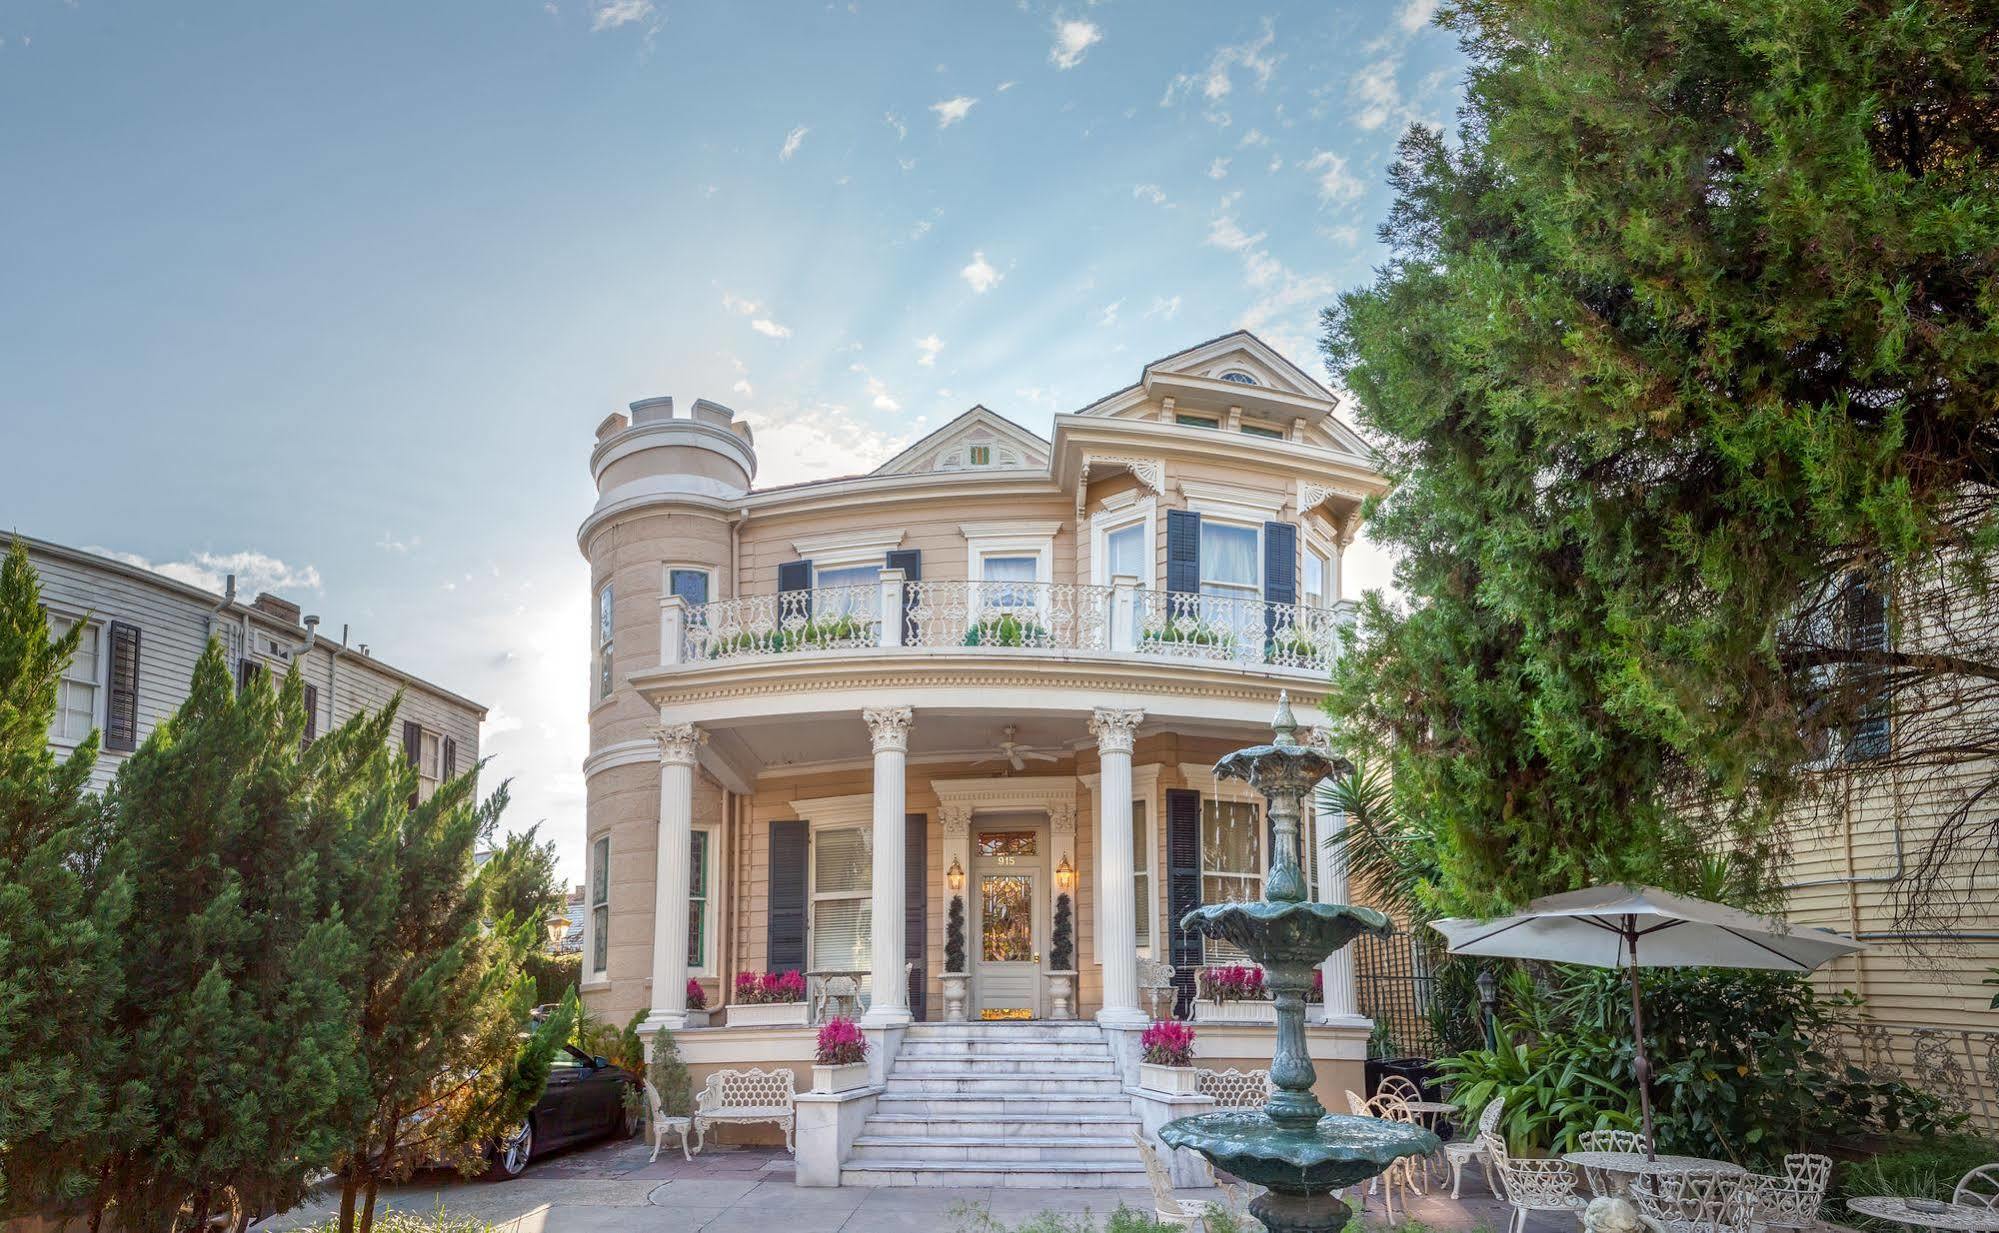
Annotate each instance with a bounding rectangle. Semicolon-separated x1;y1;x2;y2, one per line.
1272;690;1298;748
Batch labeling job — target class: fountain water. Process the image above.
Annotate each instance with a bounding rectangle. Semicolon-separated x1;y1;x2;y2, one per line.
1158;693;1439;1233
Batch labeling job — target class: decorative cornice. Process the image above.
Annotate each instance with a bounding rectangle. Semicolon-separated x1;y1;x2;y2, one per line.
582;737;663;780
1088;708;1145;755
863;706;915;753
656;723;707;765
1078;454;1164;499
929;775;1078;823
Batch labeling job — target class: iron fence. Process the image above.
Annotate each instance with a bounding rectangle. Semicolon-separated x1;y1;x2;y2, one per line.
1352;930;1448;1059
1822;1018;1999;1131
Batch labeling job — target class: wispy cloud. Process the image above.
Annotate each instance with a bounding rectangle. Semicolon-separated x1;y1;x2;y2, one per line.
1049;18;1102;70
849;363;901;411
1098;300;1122;327
916;334;945;366
1207;157;1231;180
996;79;1018;92
1239;128;1271;147
376;532;420;554
739;401;914;487
780;125;809;160
751;317;792;339
89;547;323;597
589;0;653;31
729;354;753;397
885;111;908;140
1207;212;1265;253
1301;150;1364;204
960;250;1003;294
1146;295;1183;321
1350;57;1404;131
1398;0;1440;33
931;96;978;128
1133;183;1169;206
1162;18;1279;108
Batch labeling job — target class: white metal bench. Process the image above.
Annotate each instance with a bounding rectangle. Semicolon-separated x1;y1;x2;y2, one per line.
694;1066;796;1153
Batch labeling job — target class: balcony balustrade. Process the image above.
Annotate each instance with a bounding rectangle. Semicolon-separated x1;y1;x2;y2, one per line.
666;578;1355;676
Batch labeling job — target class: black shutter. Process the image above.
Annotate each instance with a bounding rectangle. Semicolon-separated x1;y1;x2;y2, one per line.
105;621;141;752
1846;574;1892;761
777;559;813;624
442;736;457;780
1263;521;1297;648
1165;510;1201;595
302;683;319;745
768;820;809;974
237;658;262;694
403;719;422;808
1166;788;1203;1018
905;812;928;1021
886;549;921;640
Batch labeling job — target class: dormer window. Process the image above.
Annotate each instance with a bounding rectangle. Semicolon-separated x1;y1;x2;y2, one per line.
1218;370;1258;385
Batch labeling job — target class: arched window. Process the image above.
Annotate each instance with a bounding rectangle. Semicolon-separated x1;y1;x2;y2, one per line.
1218;370;1258;386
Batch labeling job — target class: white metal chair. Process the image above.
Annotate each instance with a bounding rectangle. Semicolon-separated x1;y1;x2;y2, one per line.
1347;1090;1425;1219
640;1078;694;1162
1575;1128;1652;1197
1744;1154;1829;1233
1631;1169;1758;1233
1955;1164;1999;1212
1138;958;1179;1021
1486;1133;1588;1233
1375;1074;1425;1105
1132;1132;1251;1232
1444;1095;1504;1198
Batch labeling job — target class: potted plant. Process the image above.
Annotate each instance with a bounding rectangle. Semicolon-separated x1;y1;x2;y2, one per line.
941;895;969;1023
811;1017;870;1092
1192;964;1277;1022
1137;1021;1200;1094
683;976;712;1027
1047;891;1077;1020
726;969;810;1026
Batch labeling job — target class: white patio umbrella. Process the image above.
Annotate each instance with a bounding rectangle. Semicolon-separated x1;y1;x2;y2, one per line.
1430;884;1866;1157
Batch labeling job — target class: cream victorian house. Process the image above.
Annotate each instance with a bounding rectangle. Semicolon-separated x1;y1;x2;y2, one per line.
577;332;1388;1187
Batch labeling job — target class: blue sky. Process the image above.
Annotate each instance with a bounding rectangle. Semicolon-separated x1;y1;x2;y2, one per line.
0;0;1462;880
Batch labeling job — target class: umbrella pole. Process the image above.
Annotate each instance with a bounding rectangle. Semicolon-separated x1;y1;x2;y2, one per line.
1627;924;1657;1159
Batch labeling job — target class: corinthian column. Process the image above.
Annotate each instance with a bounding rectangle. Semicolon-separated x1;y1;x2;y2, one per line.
645;723;705;1033
862;706;914;1027
1089;707;1149;1028
1312;776;1367;1027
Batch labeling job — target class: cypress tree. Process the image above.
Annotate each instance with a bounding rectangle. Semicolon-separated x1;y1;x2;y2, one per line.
0;543;132;1216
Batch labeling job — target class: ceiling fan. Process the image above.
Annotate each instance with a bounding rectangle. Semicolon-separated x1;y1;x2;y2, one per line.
973;725;1061;772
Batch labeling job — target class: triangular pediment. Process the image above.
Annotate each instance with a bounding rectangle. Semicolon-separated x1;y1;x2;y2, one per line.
871;405;1050;476
1079;331;1336;421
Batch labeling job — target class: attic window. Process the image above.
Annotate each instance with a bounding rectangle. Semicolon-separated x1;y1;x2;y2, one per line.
1219;371;1258;386
970;445;992;466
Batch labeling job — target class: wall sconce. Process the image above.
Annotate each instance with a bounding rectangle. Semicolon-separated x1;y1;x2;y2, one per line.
946;857;965;893
1055;853;1075;893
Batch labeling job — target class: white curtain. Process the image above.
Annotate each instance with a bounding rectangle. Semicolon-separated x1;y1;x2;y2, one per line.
812;826;873;970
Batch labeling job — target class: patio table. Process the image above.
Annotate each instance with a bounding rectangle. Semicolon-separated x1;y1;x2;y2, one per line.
1846;1196;1999;1232
1560;1151;1744;1196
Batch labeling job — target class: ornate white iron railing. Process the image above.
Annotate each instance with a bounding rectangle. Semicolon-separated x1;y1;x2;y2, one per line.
1823;1019;1999;1129
673;579;1354;672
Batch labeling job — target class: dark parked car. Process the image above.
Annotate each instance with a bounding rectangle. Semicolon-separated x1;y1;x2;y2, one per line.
486;1045;640;1179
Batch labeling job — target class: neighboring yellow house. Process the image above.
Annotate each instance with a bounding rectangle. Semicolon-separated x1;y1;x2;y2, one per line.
576;332;1388;1186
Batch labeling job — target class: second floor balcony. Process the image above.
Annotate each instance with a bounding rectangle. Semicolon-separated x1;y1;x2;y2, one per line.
657;577;1357;679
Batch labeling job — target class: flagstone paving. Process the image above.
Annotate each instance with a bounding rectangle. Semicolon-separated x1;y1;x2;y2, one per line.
260;1135;1549;1233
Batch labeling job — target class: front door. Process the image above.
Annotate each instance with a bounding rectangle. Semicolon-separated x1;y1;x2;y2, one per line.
972;823;1044;1019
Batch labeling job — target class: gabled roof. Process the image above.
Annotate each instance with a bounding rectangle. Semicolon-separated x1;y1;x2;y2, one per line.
1076;330;1337;416
870;404;1050;476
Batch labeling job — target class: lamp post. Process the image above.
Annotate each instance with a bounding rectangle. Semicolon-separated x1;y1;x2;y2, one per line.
1475;967;1498;1050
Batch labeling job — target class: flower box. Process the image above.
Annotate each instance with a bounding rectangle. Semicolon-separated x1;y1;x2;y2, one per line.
682;1008;712;1028
1138;1062;1201;1095
1192;997;1277;1023
726;1001;809;1027
811;1061;870;1093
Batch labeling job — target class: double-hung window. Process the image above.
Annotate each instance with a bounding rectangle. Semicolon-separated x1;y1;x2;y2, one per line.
1105;523;1147;583
981;554;1039;613
688;829;710;969
815;563;881;622
811;825;872;976
1199;521;1262;650
590;835;610;977
1200;798;1262;963
1302;546;1332;610
1132;799;1151;951
596;582;614;701
47;614;100;744
417;730;442;801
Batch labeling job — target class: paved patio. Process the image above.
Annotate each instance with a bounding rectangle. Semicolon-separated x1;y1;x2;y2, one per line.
261;1135;1539;1233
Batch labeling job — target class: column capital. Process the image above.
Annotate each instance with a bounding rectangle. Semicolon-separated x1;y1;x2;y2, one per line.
1088;708;1145;755
863;706;915;753
940;804;972;837
1049;802;1077;836
655;723;706;766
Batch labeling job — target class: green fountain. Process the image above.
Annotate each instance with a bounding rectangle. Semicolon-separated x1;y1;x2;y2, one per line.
1159;693;1439;1233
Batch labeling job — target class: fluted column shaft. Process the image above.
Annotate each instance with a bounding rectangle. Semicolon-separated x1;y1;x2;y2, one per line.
1091;708;1149;1028
1313;779;1363;1024
646;724;705;1032
862;707;914;1026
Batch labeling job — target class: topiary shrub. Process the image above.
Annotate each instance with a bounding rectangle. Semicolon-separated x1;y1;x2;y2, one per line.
1050;893;1074;970
945;895;967;973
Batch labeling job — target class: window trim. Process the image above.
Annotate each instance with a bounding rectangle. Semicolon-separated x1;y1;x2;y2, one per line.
587;833;611;980
800;798;876;978
44;608;105;748
663;564;714;609
960;522;1059;589
1177;763;1265;965
1302;527;1337;610
1090;499;1158;590
1174;413;1220;430
595;580;615;702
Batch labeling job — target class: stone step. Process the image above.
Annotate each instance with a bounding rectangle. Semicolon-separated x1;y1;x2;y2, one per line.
872;1092;1135;1118
890;1055;1116;1077
897;1040;1114;1060
839;1160;1148;1189
903;1023;1106;1042
849;1136;1147;1165
882;1073;1126;1095
863;1113;1141;1140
